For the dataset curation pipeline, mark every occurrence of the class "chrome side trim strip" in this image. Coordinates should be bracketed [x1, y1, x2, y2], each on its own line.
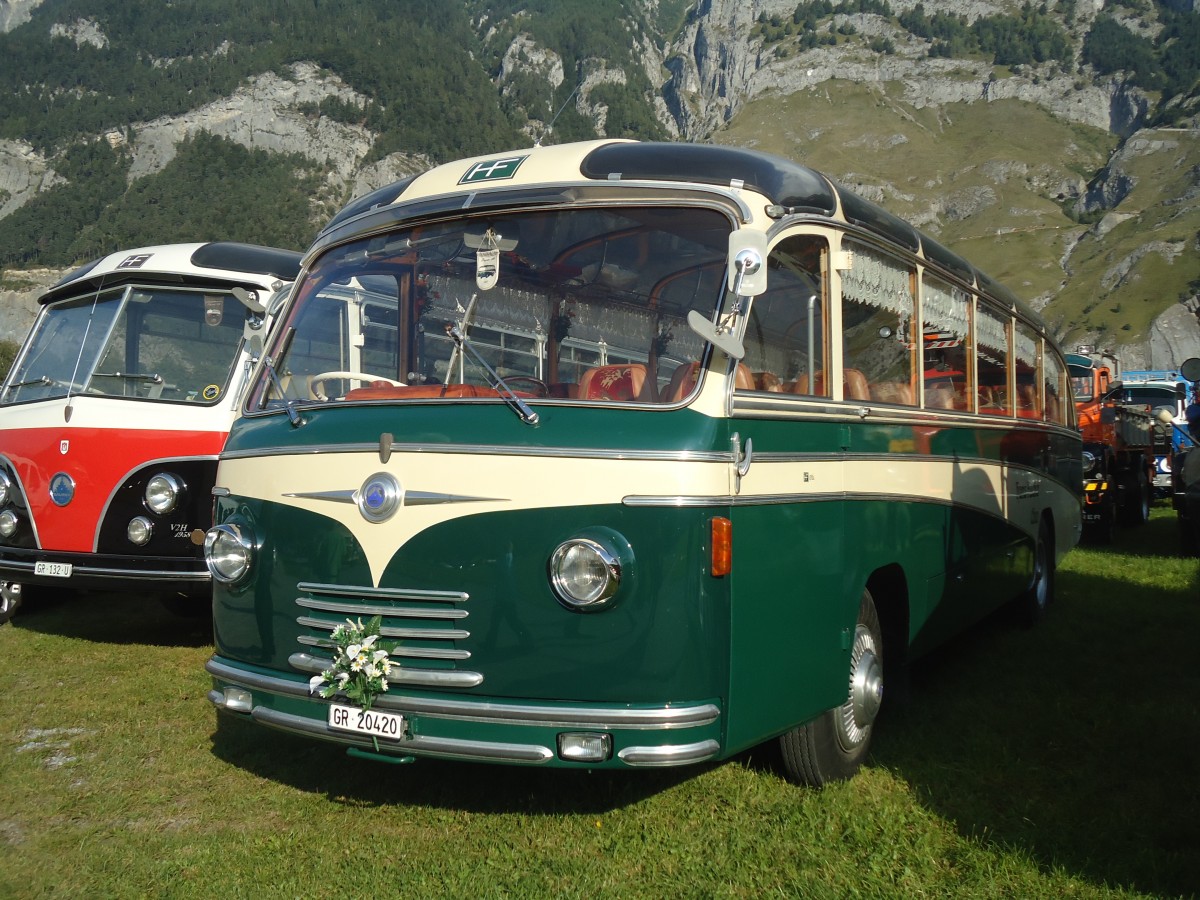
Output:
[289, 651, 483, 687]
[618, 740, 721, 766]
[248, 706, 554, 763]
[622, 494, 737, 508]
[624, 491, 957, 509]
[623, 493, 848, 507]
[206, 657, 720, 729]
[223, 443, 732, 463]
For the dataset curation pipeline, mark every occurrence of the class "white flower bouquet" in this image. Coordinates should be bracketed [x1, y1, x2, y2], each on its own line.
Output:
[308, 616, 394, 711]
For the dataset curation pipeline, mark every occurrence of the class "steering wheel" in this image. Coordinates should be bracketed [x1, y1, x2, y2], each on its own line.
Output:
[308, 371, 406, 401]
[502, 375, 550, 397]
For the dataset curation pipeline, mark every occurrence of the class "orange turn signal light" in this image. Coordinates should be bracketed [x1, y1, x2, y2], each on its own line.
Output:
[710, 516, 732, 577]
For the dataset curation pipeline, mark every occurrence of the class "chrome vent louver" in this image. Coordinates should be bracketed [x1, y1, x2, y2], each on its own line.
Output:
[288, 581, 483, 688]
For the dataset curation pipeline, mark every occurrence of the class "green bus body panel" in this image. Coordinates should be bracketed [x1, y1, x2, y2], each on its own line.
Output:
[213, 401, 1080, 765]
[224, 401, 727, 457]
[723, 496, 846, 751]
[213, 499, 731, 704]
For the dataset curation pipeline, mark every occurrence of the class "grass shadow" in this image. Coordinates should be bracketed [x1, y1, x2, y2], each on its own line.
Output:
[869, 514, 1200, 898]
[208, 712, 712, 815]
[10, 586, 213, 648]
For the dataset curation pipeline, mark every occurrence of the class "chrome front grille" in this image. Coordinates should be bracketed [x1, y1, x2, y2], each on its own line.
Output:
[289, 581, 483, 688]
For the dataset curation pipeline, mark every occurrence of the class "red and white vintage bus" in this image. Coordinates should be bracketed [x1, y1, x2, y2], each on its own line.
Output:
[0, 242, 300, 623]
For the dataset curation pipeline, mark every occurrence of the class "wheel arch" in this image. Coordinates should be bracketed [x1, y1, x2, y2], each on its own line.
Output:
[864, 563, 910, 678]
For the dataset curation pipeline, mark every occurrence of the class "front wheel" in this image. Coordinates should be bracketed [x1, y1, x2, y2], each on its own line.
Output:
[0, 582, 22, 625]
[779, 589, 883, 786]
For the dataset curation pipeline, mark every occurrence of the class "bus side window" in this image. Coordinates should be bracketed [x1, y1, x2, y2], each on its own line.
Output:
[921, 275, 971, 411]
[976, 304, 1011, 416]
[737, 234, 827, 395]
[1044, 351, 1069, 425]
[841, 240, 917, 404]
[1014, 321, 1042, 419]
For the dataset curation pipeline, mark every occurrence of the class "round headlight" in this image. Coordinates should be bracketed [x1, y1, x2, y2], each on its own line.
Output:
[0, 470, 12, 507]
[204, 523, 254, 584]
[145, 472, 184, 515]
[549, 538, 621, 609]
[127, 516, 153, 546]
[1081, 451, 1097, 475]
[0, 508, 19, 539]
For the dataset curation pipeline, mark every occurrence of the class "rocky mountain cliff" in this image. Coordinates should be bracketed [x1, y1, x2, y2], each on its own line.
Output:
[1, 0, 1197, 369]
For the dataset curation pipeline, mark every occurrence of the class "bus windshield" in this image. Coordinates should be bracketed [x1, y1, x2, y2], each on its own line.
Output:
[253, 206, 734, 409]
[2, 285, 250, 406]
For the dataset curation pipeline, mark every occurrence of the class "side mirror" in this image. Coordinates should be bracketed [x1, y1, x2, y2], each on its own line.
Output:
[726, 229, 768, 297]
[231, 286, 266, 315]
[1181, 357, 1200, 382]
[687, 309, 745, 360]
[685, 230, 770, 361]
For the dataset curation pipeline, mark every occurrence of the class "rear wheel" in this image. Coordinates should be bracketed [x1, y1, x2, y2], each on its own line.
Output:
[1121, 468, 1151, 526]
[1085, 502, 1117, 544]
[779, 589, 883, 786]
[1015, 519, 1054, 628]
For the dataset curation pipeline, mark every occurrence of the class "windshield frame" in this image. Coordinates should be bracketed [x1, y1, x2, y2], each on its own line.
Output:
[1, 283, 254, 408]
[248, 197, 743, 417]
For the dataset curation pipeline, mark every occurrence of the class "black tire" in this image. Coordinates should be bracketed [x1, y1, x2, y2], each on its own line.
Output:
[1120, 468, 1150, 526]
[0, 582, 21, 626]
[1135, 468, 1152, 525]
[1084, 502, 1117, 545]
[1181, 513, 1199, 557]
[1015, 518, 1054, 628]
[779, 589, 883, 786]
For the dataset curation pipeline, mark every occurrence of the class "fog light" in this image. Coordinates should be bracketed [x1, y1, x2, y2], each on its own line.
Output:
[145, 472, 184, 514]
[223, 687, 252, 713]
[557, 732, 612, 762]
[0, 509, 18, 538]
[127, 516, 153, 545]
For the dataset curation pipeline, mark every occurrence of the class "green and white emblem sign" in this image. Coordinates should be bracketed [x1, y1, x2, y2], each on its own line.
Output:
[459, 155, 528, 184]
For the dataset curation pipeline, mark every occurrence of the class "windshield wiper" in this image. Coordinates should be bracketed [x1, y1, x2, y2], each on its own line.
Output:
[4, 375, 54, 391]
[260, 327, 305, 427]
[443, 323, 539, 426]
[92, 371, 163, 384]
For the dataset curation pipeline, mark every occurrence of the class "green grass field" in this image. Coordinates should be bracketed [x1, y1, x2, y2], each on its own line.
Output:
[1, 509, 1197, 899]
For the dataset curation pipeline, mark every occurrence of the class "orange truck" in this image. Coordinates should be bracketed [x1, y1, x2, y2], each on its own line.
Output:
[1067, 350, 1157, 541]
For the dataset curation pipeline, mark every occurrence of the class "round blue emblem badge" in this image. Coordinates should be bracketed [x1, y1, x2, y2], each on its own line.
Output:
[356, 473, 401, 523]
[49, 472, 75, 507]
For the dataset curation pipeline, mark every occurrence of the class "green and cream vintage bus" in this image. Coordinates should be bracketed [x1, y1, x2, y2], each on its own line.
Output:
[204, 140, 1081, 785]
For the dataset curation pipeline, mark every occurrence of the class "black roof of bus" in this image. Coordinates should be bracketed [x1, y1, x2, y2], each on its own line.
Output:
[40, 242, 303, 305]
[317, 140, 1036, 325]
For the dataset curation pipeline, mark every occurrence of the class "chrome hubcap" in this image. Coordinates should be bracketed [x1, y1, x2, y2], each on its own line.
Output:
[836, 623, 883, 750]
[1033, 543, 1049, 610]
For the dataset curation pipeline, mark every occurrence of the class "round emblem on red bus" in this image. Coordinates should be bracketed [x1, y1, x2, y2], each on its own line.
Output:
[49, 472, 75, 507]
